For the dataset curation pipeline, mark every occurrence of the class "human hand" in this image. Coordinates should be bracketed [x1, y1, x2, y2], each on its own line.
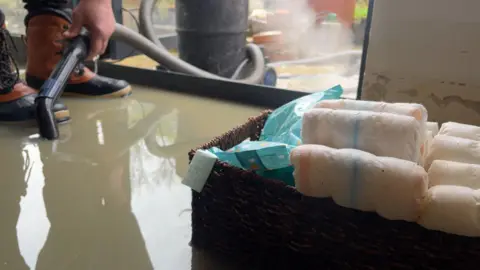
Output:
[63, 0, 116, 60]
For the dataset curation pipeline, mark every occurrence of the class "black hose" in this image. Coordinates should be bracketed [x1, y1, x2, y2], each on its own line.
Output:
[136, 0, 265, 84]
[36, 98, 58, 139]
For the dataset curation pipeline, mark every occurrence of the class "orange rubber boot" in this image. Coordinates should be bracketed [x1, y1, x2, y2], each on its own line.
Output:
[0, 12, 69, 123]
[25, 14, 132, 98]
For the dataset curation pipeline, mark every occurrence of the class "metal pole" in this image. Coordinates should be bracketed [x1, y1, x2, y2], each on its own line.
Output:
[356, 0, 375, 100]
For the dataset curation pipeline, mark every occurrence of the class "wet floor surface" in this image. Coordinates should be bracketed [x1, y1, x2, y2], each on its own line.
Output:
[0, 86, 263, 270]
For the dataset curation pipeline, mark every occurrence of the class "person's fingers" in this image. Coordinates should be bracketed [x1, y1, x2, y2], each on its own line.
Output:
[87, 33, 104, 60]
[100, 40, 109, 55]
[63, 12, 82, 38]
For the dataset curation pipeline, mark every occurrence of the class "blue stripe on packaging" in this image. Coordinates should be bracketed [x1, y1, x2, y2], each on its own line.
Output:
[349, 119, 360, 208]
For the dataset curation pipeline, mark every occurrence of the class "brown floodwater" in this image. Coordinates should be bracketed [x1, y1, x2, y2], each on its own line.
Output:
[0, 86, 263, 270]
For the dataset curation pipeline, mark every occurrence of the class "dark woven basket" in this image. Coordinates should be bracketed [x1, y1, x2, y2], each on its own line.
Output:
[189, 110, 480, 270]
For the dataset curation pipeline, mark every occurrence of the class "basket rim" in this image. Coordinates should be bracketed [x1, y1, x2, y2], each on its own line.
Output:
[188, 109, 273, 158]
[187, 109, 288, 187]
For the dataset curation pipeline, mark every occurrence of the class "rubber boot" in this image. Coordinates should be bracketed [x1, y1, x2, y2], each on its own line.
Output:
[0, 10, 69, 123]
[25, 14, 132, 98]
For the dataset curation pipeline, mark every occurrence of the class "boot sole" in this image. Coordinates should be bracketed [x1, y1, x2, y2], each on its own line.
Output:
[61, 85, 133, 98]
[54, 109, 71, 123]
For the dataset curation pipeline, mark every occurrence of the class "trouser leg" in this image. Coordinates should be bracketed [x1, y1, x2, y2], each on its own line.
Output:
[23, 0, 72, 23]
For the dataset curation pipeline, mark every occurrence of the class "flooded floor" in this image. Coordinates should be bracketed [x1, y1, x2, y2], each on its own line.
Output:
[0, 86, 263, 270]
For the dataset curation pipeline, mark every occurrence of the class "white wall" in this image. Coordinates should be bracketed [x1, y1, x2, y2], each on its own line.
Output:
[363, 0, 480, 125]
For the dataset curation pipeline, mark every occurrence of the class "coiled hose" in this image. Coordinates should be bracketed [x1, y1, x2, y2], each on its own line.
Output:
[109, 0, 266, 84]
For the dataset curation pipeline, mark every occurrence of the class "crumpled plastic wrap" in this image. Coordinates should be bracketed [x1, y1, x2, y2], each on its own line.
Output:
[259, 84, 343, 146]
[209, 141, 296, 186]
[207, 85, 343, 185]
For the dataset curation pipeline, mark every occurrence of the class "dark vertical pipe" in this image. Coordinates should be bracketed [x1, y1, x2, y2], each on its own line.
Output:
[356, 0, 375, 100]
[175, 0, 249, 77]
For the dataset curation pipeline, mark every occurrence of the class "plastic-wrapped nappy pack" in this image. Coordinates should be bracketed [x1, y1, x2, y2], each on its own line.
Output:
[428, 160, 480, 189]
[289, 100, 480, 237]
[314, 99, 427, 124]
[419, 185, 480, 237]
[302, 108, 422, 162]
[424, 135, 480, 170]
[315, 100, 429, 163]
[291, 144, 428, 221]
[422, 131, 434, 165]
[437, 122, 480, 141]
[427, 122, 440, 137]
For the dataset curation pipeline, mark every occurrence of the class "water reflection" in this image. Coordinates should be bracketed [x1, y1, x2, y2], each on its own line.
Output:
[0, 86, 262, 270]
[17, 144, 49, 269]
[0, 133, 31, 270]
[34, 99, 157, 270]
[0, 96, 192, 269]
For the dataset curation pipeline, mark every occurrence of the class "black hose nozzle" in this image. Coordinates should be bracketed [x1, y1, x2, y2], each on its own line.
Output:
[36, 97, 58, 139]
[35, 29, 90, 140]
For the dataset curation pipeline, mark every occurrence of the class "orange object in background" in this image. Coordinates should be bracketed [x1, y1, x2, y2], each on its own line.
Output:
[252, 31, 284, 44]
[252, 31, 296, 62]
[264, 0, 356, 28]
[307, 0, 356, 27]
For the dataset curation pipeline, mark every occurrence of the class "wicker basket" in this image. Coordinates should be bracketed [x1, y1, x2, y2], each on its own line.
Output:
[189, 110, 480, 269]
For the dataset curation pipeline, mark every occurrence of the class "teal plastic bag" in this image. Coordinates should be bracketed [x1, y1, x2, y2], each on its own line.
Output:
[209, 141, 293, 171]
[208, 85, 343, 186]
[257, 166, 295, 186]
[260, 84, 343, 146]
[208, 141, 296, 186]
